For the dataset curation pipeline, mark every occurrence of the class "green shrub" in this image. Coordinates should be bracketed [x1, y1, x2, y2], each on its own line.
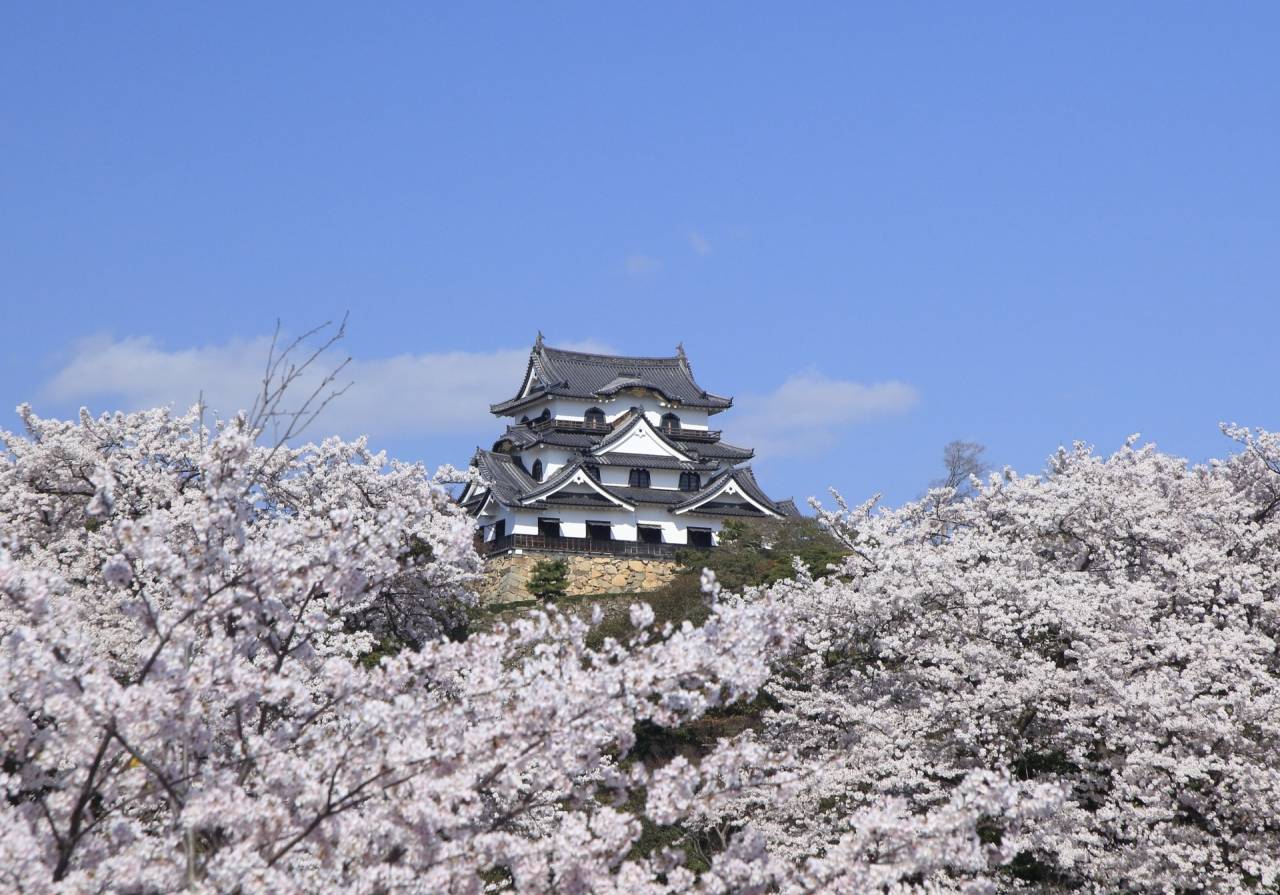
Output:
[677, 516, 847, 592]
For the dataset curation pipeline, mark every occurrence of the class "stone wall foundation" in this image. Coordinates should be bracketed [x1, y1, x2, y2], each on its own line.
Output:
[479, 552, 680, 605]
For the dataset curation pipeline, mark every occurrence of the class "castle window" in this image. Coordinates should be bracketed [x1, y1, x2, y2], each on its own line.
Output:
[492, 519, 506, 540]
[584, 407, 606, 427]
[585, 464, 601, 482]
[638, 525, 663, 544]
[688, 528, 713, 549]
[538, 517, 561, 538]
[586, 521, 612, 541]
[628, 468, 650, 488]
[661, 413, 680, 432]
[679, 472, 701, 492]
[531, 459, 543, 482]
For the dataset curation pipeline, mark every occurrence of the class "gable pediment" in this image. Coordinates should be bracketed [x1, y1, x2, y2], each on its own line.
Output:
[591, 413, 695, 461]
[671, 469, 781, 517]
[521, 462, 635, 510]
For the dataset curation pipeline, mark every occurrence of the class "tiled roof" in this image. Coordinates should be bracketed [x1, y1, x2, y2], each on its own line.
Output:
[493, 426, 540, 448]
[775, 498, 802, 517]
[680, 501, 771, 517]
[525, 491, 617, 509]
[610, 486, 687, 505]
[499, 463, 789, 521]
[588, 452, 718, 471]
[724, 467, 784, 513]
[670, 466, 788, 517]
[474, 442, 788, 517]
[681, 440, 754, 461]
[471, 449, 537, 505]
[493, 426, 598, 451]
[492, 339, 733, 414]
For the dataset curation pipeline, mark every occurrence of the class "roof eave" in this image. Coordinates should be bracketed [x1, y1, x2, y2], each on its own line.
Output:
[670, 466, 784, 517]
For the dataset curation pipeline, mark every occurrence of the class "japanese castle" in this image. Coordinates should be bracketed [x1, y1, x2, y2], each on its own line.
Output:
[461, 335, 798, 555]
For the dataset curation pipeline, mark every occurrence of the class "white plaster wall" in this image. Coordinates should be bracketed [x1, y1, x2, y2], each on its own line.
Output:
[483, 502, 724, 545]
[633, 511, 724, 545]
[518, 507, 627, 539]
[621, 401, 709, 431]
[597, 467, 628, 488]
[544, 398, 593, 422]
[517, 447, 576, 478]
[596, 467, 686, 490]
[482, 505, 519, 540]
[674, 510, 730, 544]
[653, 406, 710, 430]
[510, 511, 541, 536]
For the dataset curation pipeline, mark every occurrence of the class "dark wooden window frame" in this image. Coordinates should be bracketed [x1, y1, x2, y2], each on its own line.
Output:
[538, 517, 561, 538]
[687, 527, 713, 548]
[586, 520, 612, 541]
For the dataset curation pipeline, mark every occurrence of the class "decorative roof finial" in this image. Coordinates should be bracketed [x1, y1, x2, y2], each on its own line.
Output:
[675, 341, 686, 359]
[535, 330, 545, 348]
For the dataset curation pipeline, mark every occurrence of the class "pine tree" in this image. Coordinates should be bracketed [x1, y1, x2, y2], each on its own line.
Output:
[526, 558, 569, 600]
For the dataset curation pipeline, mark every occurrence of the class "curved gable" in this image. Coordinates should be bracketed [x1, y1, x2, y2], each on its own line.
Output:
[520, 460, 635, 510]
[591, 411, 696, 461]
[671, 467, 783, 517]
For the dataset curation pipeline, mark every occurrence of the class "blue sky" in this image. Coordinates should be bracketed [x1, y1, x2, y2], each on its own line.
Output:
[2, 4, 1277, 507]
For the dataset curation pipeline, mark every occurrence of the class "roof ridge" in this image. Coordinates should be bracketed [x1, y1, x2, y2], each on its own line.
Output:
[542, 344, 684, 364]
[491, 336, 734, 414]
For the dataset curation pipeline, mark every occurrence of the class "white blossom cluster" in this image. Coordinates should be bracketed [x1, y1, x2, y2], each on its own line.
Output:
[705, 426, 1280, 893]
[0, 404, 479, 661]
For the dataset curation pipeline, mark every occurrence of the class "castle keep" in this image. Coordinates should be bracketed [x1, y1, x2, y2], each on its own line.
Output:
[460, 335, 796, 598]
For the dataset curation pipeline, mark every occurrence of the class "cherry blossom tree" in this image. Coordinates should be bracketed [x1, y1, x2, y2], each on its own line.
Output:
[0, 405, 779, 891]
[719, 428, 1280, 893]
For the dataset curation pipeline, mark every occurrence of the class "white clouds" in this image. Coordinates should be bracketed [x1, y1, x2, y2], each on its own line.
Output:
[625, 254, 662, 276]
[45, 335, 277, 417]
[39, 336, 916, 461]
[41, 334, 608, 441]
[727, 373, 919, 458]
[687, 231, 712, 256]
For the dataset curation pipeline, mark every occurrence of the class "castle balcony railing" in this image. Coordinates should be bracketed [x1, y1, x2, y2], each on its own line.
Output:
[527, 416, 722, 442]
[663, 426, 721, 443]
[480, 533, 712, 559]
[529, 418, 613, 435]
